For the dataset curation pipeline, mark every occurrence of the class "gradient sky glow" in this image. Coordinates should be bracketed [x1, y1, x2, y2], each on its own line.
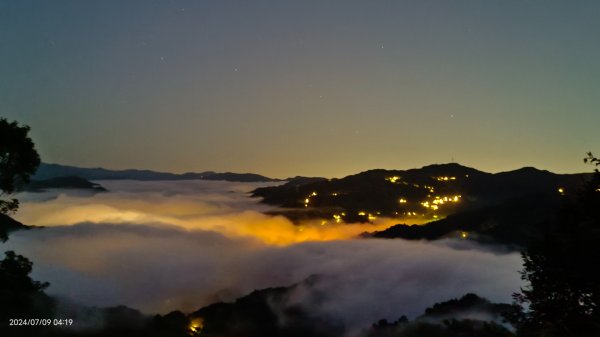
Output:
[2, 1, 599, 178]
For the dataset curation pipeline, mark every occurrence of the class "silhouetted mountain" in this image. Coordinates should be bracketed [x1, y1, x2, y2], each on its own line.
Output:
[253, 163, 591, 245]
[0, 214, 27, 241]
[367, 193, 564, 247]
[34, 163, 278, 182]
[254, 163, 588, 220]
[419, 293, 512, 322]
[282, 176, 329, 186]
[366, 293, 514, 337]
[22, 176, 107, 193]
[190, 276, 345, 337]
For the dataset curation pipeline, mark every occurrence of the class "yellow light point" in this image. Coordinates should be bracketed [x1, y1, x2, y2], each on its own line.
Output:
[304, 198, 310, 204]
[558, 188, 565, 195]
[431, 205, 439, 210]
[453, 196, 460, 202]
[320, 220, 327, 226]
[386, 176, 400, 183]
[368, 214, 377, 221]
[421, 201, 430, 208]
[341, 212, 346, 216]
[189, 317, 204, 335]
[331, 192, 338, 196]
[399, 198, 407, 203]
[461, 231, 468, 239]
[311, 192, 318, 196]
[433, 215, 438, 218]
[358, 211, 366, 216]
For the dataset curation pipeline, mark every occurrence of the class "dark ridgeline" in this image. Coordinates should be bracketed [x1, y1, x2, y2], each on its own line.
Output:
[366, 293, 515, 337]
[34, 163, 278, 183]
[22, 176, 107, 193]
[253, 163, 592, 247]
[190, 276, 345, 337]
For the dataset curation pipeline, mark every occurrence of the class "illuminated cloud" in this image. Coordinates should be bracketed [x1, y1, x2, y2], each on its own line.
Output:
[14, 180, 399, 245]
[6, 180, 522, 332]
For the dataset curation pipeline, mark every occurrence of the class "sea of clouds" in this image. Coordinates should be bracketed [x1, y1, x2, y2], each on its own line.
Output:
[2, 180, 523, 332]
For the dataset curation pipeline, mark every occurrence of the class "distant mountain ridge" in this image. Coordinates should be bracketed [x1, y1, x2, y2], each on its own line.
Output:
[34, 163, 279, 183]
[23, 176, 108, 193]
[252, 163, 592, 245]
[253, 162, 590, 220]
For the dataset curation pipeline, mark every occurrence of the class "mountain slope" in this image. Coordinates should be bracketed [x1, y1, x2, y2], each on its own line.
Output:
[252, 163, 589, 223]
[0, 213, 27, 241]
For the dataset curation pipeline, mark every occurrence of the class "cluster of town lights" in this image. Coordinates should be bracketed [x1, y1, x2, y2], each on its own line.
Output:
[304, 191, 318, 207]
[421, 195, 461, 211]
[305, 175, 465, 223]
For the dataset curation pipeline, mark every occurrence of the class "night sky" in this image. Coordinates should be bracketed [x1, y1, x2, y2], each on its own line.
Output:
[2, 1, 599, 178]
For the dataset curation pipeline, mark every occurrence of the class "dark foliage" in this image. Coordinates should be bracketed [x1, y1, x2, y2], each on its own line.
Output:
[421, 293, 513, 321]
[0, 251, 54, 329]
[511, 153, 600, 337]
[367, 319, 514, 337]
[191, 284, 346, 337]
[0, 118, 40, 239]
[0, 213, 27, 242]
[0, 118, 41, 196]
[365, 294, 514, 337]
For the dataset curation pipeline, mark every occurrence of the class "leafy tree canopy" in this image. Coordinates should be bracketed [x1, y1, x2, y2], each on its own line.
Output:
[512, 152, 600, 337]
[0, 117, 40, 215]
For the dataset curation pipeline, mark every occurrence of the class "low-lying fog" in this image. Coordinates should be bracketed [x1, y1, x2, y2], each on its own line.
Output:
[4, 180, 523, 331]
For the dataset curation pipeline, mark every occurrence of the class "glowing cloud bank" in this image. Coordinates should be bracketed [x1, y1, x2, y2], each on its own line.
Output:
[4, 180, 523, 330]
